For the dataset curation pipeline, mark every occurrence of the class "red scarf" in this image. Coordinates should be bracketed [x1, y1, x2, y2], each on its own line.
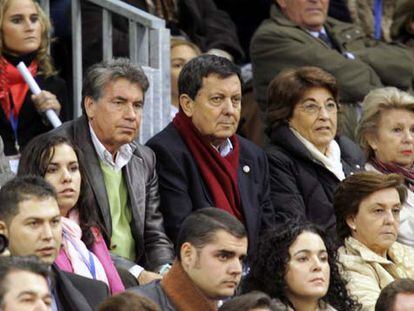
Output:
[173, 111, 244, 222]
[371, 158, 414, 191]
[0, 56, 38, 121]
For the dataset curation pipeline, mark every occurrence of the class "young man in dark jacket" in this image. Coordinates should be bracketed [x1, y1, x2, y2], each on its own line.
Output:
[130, 208, 248, 311]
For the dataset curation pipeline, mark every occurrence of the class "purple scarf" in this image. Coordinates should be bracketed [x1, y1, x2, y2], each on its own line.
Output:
[371, 158, 414, 191]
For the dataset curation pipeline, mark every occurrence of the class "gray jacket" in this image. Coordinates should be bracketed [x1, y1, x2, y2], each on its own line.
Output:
[48, 116, 174, 270]
[251, 5, 414, 109]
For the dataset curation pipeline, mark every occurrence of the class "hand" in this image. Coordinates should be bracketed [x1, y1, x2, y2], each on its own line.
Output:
[137, 270, 162, 285]
[31, 90, 61, 116]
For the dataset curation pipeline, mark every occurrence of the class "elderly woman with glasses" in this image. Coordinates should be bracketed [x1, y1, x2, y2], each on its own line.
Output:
[357, 87, 414, 247]
[266, 66, 364, 234]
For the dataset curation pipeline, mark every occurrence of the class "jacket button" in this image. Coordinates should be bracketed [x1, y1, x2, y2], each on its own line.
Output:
[243, 165, 250, 173]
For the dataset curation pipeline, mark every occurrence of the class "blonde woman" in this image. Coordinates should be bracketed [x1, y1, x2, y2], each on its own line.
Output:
[0, 0, 67, 156]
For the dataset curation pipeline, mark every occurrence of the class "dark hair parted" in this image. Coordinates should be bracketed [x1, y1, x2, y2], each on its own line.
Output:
[98, 292, 160, 311]
[219, 291, 281, 311]
[176, 208, 247, 261]
[246, 220, 360, 311]
[266, 66, 338, 131]
[334, 171, 407, 243]
[0, 175, 56, 225]
[375, 278, 414, 311]
[81, 57, 149, 114]
[0, 256, 50, 307]
[17, 134, 101, 248]
[178, 54, 242, 100]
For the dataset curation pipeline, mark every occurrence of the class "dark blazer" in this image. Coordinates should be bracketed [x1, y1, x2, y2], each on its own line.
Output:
[0, 74, 68, 156]
[52, 264, 109, 311]
[146, 123, 274, 254]
[266, 125, 365, 235]
[49, 116, 174, 270]
[130, 280, 175, 311]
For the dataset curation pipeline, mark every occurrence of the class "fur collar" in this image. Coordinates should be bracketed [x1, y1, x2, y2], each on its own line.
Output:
[161, 261, 217, 311]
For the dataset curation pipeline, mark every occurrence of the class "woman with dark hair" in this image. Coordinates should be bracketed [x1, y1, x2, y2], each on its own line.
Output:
[17, 134, 124, 294]
[246, 220, 360, 311]
[266, 66, 364, 234]
[334, 171, 414, 310]
[0, 0, 68, 156]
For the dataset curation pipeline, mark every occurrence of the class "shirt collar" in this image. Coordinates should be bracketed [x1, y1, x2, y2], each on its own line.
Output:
[211, 138, 233, 157]
[88, 123, 134, 171]
[308, 26, 327, 38]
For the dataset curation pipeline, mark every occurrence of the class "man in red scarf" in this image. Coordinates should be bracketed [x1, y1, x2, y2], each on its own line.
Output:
[147, 54, 274, 255]
[130, 208, 248, 311]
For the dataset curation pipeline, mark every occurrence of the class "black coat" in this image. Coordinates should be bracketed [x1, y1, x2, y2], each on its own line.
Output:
[266, 125, 365, 234]
[0, 74, 68, 156]
[146, 123, 274, 255]
[52, 264, 109, 311]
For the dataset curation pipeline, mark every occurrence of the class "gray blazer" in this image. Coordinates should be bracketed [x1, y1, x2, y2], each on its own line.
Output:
[0, 136, 13, 187]
[48, 116, 174, 270]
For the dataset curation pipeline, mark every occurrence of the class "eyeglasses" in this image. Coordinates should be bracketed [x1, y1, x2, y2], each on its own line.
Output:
[298, 101, 337, 115]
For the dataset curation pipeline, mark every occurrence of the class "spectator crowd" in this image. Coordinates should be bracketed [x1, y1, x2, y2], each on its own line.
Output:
[1, 0, 414, 310]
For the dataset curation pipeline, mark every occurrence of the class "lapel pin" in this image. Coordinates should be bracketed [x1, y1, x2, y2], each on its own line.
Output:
[243, 165, 250, 173]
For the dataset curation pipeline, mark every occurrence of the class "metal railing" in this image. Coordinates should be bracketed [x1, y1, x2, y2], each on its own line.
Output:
[41, 0, 171, 143]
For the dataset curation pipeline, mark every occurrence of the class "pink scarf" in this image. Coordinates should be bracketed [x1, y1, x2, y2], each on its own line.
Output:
[60, 217, 109, 284]
[55, 211, 125, 294]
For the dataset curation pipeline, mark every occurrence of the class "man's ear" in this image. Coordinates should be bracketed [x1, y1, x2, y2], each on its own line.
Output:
[0, 221, 8, 237]
[179, 94, 194, 118]
[180, 242, 196, 270]
[276, 0, 287, 9]
[84, 96, 96, 119]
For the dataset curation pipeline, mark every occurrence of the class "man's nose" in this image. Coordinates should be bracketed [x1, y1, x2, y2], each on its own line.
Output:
[35, 299, 50, 311]
[41, 224, 53, 240]
[228, 258, 243, 275]
[222, 98, 237, 114]
[123, 103, 138, 119]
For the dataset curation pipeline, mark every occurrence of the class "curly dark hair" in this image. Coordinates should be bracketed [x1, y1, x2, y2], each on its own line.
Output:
[17, 134, 103, 248]
[246, 220, 361, 311]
